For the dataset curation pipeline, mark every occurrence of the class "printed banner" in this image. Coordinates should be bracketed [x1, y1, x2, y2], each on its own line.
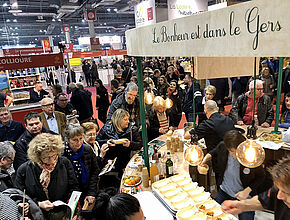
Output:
[42, 40, 51, 53]
[0, 53, 64, 71]
[0, 70, 9, 92]
[126, 0, 290, 57]
[64, 43, 74, 53]
[168, 0, 208, 20]
[3, 47, 44, 56]
[134, 0, 156, 28]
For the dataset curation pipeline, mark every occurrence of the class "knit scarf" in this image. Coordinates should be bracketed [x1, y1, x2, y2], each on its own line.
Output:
[167, 87, 176, 96]
[39, 160, 57, 199]
[65, 144, 89, 185]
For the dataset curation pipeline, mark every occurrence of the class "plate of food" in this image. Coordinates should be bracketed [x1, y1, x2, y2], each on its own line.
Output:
[123, 174, 142, 187]
[259, 132, 283, 143]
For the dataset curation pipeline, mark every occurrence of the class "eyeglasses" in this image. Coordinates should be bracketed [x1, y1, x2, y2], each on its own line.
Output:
[41, 154, 58, 162]
[85, 133, 97, 138]
[6, 156, 14, 163]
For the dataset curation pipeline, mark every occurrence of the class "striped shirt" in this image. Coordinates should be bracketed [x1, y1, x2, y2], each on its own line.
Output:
[157, 112, 169, 132]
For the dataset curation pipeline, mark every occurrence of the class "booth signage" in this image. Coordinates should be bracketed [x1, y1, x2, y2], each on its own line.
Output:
[85, 10, 96, 21]
[3, 47, 44, 55]
[72, 50, 106, 58]
[168, 0, 208, 20]
[126, 0, 290, 57]
[134, 0, 156, 28]
[64, 43, 74, 53]
[0, 53, 64, 71]
[90, 37, 100, 45]
[42, 40, 51, 52]
[107, 49, 127, 56]
[0, 70, 9, 92]
[63, 26, 70, 33]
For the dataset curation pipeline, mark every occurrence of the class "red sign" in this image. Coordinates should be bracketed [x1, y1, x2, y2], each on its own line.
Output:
[42, 40, 51, 52]
[63, 26, 70, 33]
[85, 10, 96, 21]
[90, 37, 100, 45]
[0, 53, 64, 71]
[3, 47, 44, 56]
[72, 50, 106, 58]
[107, 49, 127, 56]
[147, 7, 153, 21]
[64, 43, 74, 53]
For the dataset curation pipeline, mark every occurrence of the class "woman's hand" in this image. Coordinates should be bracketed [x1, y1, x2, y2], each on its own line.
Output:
[237, 121, 244, 126]
[200, 153, 212, 166]
[173, 90, 178, 95]
[85, 196, 95, 205]
[100, 144, 110, 158]
[235, 187, 252, 201]
[123, 139, 130, 147]
[169, 126, 174, 131]
[18, 202, 29, 216]
[38, 200, 54, 211]
[159, 128, 166, 134]
[107, 139, 116, 147]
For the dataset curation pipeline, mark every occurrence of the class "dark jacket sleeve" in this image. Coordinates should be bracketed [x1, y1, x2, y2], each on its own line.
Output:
[246, 165, 267, 196]
[96, 127, 109, 146]
[263, 96, 274, 125]
[229, 94, 245, 123]
[106, 98, 119, 122]
[86, 148, 100, 197]
[13, 139, 29, 171]
[129, 126, 142, 151]
[62, 157, 80, 200]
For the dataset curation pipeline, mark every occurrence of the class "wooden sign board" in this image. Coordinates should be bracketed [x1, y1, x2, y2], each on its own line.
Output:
[126, 0, 290, 57]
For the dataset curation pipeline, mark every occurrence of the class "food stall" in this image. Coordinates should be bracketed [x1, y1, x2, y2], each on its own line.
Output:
[0, 53, 64, 124]
[122, 0, 290, 218]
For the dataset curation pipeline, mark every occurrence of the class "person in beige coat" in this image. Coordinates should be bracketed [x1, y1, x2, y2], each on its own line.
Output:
[39, 98, 67, 136]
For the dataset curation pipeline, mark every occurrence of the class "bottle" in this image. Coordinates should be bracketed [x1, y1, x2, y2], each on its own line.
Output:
[152, 147, 158, 161]
[142, 167, 149, 188]
[157, 153, 164, 179]
[254, 115, 259, 126]
[150, 161, 159, 183]
[166, 152, 174, 178]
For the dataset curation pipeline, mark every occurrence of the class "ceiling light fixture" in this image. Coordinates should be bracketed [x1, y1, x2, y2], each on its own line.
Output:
[8, 9, 22, 13]
[12, 2, 18, 7]
[52, 18, 56, 22]
[13, 19, 17, 22]
[114, 8, 117, 12]
[6, 19, 10, 22]
[107, 8, 111, 12]
[3, 3, 8, 7]
[58, 19, 61, 21]
[82, 19, 85, 23]
[39, 30, 43, 32]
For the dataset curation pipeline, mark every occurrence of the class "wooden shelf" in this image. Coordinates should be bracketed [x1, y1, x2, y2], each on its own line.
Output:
[11, 86, 34, 91]
[9, 74, 39, 79]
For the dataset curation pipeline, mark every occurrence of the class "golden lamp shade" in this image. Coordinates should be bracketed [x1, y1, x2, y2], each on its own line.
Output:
[165, 97, 173, 109]
[236, 139, 265, 168]
[144, 91, 155, 105]
[184, 144, 204, 166]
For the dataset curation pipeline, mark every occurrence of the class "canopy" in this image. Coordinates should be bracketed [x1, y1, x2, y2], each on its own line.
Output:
[126, 0, 290, 57]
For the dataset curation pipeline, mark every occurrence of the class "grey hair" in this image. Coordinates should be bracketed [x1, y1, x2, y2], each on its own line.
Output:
[0, 142, 15, 159]
[76, 82, 84, 90]
[64, 124, 84, 141]
[69, 83, 77, 91]
[205, 100, 218, 113]
[126, 82, 138, 92]
[249, 79, 263, 90]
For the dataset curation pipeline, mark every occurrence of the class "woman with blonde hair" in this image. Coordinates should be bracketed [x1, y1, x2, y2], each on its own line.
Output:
[198, 85, 217, 124]
[148, 96, 173, 140]
[96, 109, 142, 176]
[15, 133, 79, 217]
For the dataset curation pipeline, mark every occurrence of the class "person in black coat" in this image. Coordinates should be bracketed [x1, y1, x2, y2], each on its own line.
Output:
[90, 61, 99, 85]
[96, 109, 142, 176]
[29, 81, 49, 103]
[185, 100, 235, 153]
[156, 75, 168, 99]
[209, 78, 229, 112]
[13, 112, 55, 171]
[69, 83, 93, 123]
[95, 79, 109, 124]
[199, 130, 271, 220]
[82, 60, 91, 87]
[166, 80, 183, 128]
[0, 107, 25, 142]
[63, 125, 99, 206]
[15, 133, 79, 218]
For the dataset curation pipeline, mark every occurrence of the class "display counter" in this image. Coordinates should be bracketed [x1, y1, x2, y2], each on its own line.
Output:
[120, 127, 290, 219]
[10, 103, 42, 125]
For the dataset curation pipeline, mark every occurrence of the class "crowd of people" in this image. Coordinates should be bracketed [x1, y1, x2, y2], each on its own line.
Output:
[0, 56, 289, 219]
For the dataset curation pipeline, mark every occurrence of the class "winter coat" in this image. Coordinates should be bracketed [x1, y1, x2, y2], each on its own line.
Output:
[229, 93, 274, 125]
[96, 122, 142, 172]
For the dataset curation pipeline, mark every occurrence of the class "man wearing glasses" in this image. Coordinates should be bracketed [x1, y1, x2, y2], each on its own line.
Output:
[0, 107, 25, 142]
[39, 98, 67, 136]
[230, 79, 274, 128]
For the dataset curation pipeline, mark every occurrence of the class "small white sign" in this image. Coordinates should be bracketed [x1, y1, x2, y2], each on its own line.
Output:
[134, 0, 156, 28]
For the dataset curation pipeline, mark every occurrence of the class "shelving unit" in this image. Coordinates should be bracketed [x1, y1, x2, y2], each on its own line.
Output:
[6, 68, 40, 103]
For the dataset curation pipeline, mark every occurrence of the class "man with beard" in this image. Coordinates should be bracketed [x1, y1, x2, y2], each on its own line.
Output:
[107, 82, 140, 127]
